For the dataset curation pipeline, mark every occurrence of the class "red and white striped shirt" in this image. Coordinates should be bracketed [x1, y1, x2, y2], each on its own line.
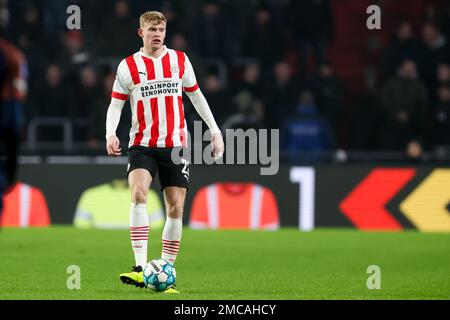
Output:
[111, 46, 198, 148]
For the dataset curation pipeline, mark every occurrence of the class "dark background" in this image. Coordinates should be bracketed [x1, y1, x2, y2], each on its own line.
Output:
[3, 0, 450, 162]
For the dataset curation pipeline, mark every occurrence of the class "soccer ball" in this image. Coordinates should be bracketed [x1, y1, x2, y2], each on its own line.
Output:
[143, 259, 176, 291]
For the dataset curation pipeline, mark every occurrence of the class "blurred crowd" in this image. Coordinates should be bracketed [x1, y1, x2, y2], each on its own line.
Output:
[4, 0, 450, 159]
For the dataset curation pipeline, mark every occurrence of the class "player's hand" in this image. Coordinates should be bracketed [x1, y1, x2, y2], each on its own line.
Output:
[106, 135, 122, 156]
[211, 132, 224, 161]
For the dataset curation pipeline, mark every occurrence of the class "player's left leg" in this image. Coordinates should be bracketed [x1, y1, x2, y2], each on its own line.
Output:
[156, 148, 189, 293]
[159, 186, 185, 294]
[158, 147, 189, 266]
[161, 186, 186, 264]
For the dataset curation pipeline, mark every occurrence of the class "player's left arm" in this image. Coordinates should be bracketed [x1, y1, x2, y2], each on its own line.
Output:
[182, 54, 224, 160]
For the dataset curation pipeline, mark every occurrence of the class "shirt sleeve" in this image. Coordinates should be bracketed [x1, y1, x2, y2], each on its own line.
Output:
[111, 59, 131, 100]
[106, 60, 129, 138]
[182, 54, 199, 93]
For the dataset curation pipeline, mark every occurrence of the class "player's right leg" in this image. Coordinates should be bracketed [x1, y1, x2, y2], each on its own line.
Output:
[129, 168, 152, 268]
[120, 168, 153, 287]
[120, 147, 156, 288]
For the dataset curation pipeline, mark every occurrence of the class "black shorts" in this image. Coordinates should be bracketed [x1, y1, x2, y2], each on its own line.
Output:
[127, 146, 190, 190]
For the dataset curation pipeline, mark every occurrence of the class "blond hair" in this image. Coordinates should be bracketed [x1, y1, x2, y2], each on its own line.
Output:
[139, 11, 167, 28]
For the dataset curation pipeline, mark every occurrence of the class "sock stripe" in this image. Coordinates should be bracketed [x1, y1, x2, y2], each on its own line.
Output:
[163, 247, 179, 250]
[163, 246, 179, 251]
[162, 240, 180, 244]
[161, 219, 182, 263]
[130, 227, 149, 230]
[162, 243, 179, 247]
[163, 243, 180, 249]
[163, 249, 179, 254]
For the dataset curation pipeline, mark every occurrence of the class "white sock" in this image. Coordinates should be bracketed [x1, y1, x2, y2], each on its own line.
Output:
[129, 203, 149, 268]
[161, 217, 182, 264]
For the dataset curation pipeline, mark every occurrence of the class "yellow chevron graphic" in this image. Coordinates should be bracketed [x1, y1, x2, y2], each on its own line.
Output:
[400, 169, 450, 232]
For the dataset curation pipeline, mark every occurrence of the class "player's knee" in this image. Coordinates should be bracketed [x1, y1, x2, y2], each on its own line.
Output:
[132, 186, 148, 204]
[166, 202, 184, 218]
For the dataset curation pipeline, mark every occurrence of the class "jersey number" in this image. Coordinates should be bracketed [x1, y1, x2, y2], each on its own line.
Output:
[181, 159, 189, 181]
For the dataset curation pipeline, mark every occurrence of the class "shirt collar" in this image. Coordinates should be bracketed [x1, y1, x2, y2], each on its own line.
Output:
[139, 45, 167, 59]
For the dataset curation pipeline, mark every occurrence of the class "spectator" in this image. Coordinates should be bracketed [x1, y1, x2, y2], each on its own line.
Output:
[379, 60, 428, 151]
[437, 62, 450, 85]
[381, 20, 423, 79]
[419, 21, 450, 90]
[160, 0, 189, 46]
[427, 62, 450, 104]
[40, 0, 74, 37]
[169, 32, 206, 86]
[406, 140, 424, 161]
[424, 3, 450, 43]
[88, 70, 131, 150]
[57, 30, 90, 74]
[191, 0, 234, 60]
[12, 3, 43, 53]
[11, 2, 49, 91]
[56, 29, 92, 117]
[310, 60, 342, 136]
[222, 92, 265, 164]
[96, 0, 140, 57]
[282, 91, 334, 152]
[428, 84, 450, 148]
[232, 62, 263, 99]
[34, 64, 69, 118]
[263, 61, 298, 129]
[285, 0, 334, 75]
[349, 73, 384, 150]
[222, 92, 265, 131]
[80, 0, 116, 55]
[241, 5, 284, 72]
[70, 66, 102, 142]
[201, 74, 231, 126]
[33, 64, 71, 142]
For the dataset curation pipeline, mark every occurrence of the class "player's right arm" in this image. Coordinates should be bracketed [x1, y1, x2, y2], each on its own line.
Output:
[106, 60, 130, 156]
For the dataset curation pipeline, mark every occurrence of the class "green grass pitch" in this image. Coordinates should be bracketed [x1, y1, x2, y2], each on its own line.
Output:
[0, 226, 449, 300]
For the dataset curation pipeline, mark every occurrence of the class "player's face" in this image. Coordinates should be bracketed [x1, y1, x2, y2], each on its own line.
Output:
[139, 22, 166, 51]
